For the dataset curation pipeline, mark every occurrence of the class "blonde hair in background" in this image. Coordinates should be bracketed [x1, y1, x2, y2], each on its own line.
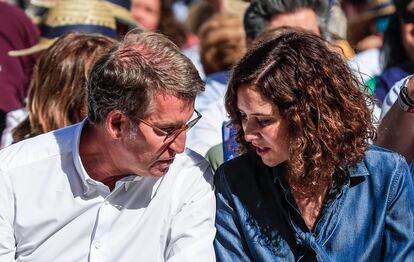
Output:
[12, 32, 116, 143]
[198, 13, 246, 75]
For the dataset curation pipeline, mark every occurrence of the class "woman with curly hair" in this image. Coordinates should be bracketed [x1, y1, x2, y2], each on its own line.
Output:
[214, 30, 414, 261]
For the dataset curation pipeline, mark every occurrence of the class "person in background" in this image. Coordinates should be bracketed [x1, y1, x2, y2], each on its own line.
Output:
[186, 13, 246, 167]
[244, 0, 328, 46]
[376, 74, 414, 174]
[0, 0, 121, 148]
[130, 0, 203, 78]
[347, 0, 395, 52]
[130, 0, 196, 49]
[326, 0, 356, 59]
[214, 30, 414, 261]
[0, 2, 39, 142]
[1, 32, 116, 147]
[374, 0, 414, 105]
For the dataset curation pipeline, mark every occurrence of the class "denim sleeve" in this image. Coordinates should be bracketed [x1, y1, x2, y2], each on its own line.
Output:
[382, 157, 414, 261]
[213, 167, 252, 262]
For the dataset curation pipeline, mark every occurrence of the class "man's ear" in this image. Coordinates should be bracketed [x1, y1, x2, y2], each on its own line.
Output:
[105, 110, 130, 139]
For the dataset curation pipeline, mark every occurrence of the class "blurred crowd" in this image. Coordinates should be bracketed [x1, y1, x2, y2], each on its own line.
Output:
[1, 0, 412, 156]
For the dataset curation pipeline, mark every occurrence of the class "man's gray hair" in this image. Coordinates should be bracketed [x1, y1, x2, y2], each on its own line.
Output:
[87, 31, 204, 124]
[244, 0, 329, 41]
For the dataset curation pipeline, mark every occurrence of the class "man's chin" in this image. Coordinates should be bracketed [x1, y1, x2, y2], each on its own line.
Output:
[147, 162, 172, 177]
[147, 158, 174, 176]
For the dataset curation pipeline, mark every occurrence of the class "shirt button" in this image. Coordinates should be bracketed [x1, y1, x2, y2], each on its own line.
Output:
[95, 241, 101, 249]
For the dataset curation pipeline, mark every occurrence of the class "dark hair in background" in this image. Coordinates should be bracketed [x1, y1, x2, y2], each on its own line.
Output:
[158, 0, 188, 48]
[87, 31, 204, 125]
[226, 30, 376, 197]
[381, 0, 411, 69]
[13, 32, 116, 143]
[243, 0, 328, 41]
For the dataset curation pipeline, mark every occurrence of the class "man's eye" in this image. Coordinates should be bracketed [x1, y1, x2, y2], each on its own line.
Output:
[160, 127, 175, 134]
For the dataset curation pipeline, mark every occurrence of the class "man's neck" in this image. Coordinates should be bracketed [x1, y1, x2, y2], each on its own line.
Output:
[79, 122, 128, 190]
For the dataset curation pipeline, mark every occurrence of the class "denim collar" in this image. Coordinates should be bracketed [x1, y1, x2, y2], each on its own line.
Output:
[348, 158, 371, 177]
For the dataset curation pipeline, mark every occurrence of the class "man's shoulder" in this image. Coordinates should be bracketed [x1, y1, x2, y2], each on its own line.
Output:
[0, 124, 78, 171]
[162, 148, 214, 196]
[174, 148, 211, 171]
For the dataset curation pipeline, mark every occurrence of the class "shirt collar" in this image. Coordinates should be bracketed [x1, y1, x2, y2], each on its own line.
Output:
[348, 158, 371, 177]
[72, 119, 94, 195]
[72, 119, 144, 195]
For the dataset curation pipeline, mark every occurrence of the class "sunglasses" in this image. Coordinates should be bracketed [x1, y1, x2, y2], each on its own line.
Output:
[137, 109, 202, 144]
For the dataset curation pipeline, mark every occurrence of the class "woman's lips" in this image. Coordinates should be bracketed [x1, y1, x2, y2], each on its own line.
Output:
[255, 146, 270, 156]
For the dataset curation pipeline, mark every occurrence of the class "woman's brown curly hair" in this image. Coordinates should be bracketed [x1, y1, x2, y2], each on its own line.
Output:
[225, 30, 376, 197]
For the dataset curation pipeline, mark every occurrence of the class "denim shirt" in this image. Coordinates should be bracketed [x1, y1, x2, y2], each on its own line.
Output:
[214, 146, 414, 261]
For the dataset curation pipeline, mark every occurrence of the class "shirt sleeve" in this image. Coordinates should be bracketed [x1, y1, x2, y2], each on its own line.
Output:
[380, 76, 407, 120]
[213, 166, 252, 262]
[165, 163, 216, 262]
[0, 169, 16, 261]
[382, 157, 414, 260]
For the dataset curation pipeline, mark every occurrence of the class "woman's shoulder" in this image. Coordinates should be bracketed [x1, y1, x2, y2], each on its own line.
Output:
[352, 145, 410, 182]
[214, 152, 270, 187]
[217, 152, 261, 173]
[363, 145, 406, 165]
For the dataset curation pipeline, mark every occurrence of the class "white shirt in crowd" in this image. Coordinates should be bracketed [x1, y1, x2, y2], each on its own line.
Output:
[1, 107, 27, 149]
[187, 98, 229, 157]
[0, 121, 216, 262]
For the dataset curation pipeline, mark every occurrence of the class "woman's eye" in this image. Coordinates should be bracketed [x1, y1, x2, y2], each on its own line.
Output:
[257, 118, 272, 126]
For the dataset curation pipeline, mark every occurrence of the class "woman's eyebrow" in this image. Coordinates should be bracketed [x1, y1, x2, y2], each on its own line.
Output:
[250, 113, 274, 117]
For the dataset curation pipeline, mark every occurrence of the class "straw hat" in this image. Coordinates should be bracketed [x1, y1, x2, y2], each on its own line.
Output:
[348, 0, 395, 46]
[26, 0, 138, 28]
[9, 0, 117, 57]
[223, 0, 249, 18]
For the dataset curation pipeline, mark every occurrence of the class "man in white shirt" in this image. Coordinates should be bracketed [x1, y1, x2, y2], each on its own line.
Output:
[0, 31, 216, 261]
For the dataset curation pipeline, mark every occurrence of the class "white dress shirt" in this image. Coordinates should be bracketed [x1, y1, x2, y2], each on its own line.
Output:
[0, 121, 216, 262]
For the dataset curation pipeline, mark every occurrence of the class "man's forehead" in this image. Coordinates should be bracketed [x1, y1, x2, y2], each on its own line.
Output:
[146, 91, 195, 121]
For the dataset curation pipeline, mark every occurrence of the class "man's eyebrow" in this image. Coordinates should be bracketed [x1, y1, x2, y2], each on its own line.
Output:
[154, 120, 183, 127]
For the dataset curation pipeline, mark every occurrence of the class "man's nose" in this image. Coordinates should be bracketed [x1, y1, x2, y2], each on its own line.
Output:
[169, 130, 186, 153]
